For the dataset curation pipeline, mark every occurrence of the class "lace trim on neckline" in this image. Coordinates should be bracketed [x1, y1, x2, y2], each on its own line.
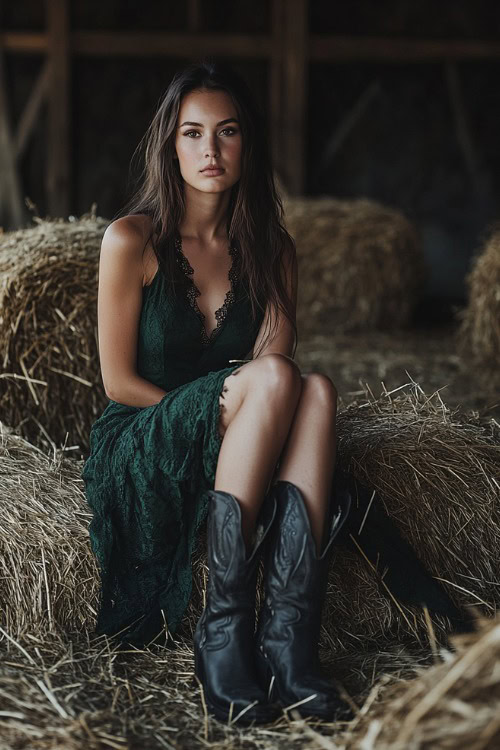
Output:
[175, 235, 240, 348]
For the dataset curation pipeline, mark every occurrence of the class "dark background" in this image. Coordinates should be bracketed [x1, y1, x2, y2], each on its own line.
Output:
[3, 0, 500, 313]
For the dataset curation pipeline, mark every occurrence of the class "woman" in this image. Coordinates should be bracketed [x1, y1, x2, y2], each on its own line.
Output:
[82, 59, 352, 726]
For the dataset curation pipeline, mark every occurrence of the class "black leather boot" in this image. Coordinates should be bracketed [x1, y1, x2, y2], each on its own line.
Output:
[194, 489, 281, 725]
[255, 479, 352, 720]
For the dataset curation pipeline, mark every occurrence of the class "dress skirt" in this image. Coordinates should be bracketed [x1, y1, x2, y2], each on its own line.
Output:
[81, 363, 242, 648]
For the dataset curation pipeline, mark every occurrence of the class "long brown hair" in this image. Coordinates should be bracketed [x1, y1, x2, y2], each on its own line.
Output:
[115, 58, 297, 358]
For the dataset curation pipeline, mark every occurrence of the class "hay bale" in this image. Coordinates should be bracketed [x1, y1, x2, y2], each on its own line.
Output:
[340, 616, 500, 749]
[283, 196, 427, 335]
[455, 226, 500, 379]
[0, 423, 100, 639]
[322, 379, 500, 652]
[0, 207, 109, 454]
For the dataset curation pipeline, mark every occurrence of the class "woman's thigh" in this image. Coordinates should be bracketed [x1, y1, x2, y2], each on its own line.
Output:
[218, 353, 302, 437]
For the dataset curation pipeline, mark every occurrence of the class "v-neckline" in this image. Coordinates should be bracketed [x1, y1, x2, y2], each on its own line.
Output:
[175, 234, 239, 348]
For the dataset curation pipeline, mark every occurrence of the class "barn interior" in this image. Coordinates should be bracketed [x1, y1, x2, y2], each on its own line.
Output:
[0, 2, 499, 749]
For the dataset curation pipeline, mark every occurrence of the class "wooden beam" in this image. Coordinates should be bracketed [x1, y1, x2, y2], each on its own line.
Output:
[73, 32, 270, 58]
[0, 31, 270, 57]
[4, 31, 500, 62]
[282, 0, 308, 195]
[46, 0, 70, 219]
[311, 35, 500, 62]
[0, 32, 47, 53]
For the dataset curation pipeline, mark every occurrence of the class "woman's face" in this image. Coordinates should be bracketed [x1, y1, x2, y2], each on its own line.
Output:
[174, 89, 242, 194]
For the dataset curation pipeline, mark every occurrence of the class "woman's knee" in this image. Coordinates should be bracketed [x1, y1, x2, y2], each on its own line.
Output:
[301, 372, 338, 412]
[216, 355, 302, 439]
[252, 353, 303, 400]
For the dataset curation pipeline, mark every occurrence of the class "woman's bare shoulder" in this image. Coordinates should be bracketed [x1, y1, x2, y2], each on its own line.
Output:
[105, 213, 153, 243]
[102, 215, 158, 286]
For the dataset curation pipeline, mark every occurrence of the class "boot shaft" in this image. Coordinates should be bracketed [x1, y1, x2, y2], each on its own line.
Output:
[194, 488, 282, 724]
[262, 480, 351, 606]
[201, 489, 277, 627]
[255, 479, 351, 697]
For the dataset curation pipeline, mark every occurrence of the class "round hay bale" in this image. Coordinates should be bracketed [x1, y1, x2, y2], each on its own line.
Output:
[455, 226, 500, 379]
[283, 196, 427, 336]
[0, 208, 109, 454]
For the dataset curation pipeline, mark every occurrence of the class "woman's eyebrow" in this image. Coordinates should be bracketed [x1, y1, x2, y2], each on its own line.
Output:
[178, 118, 239, 128]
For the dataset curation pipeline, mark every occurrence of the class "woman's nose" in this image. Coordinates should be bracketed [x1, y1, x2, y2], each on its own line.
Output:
[204, 135, 219, 157]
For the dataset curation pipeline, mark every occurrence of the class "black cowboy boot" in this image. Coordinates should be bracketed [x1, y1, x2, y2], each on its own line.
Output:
[255, 479, 352, 720]
[332, 467, 476, 633]
[194, 489, 281, 725]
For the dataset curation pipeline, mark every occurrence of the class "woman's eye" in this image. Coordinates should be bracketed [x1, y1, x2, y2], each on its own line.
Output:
[183, 128, 237, 137]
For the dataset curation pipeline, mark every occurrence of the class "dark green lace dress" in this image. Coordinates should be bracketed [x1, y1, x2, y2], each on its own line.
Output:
[81, 238, 264, 648]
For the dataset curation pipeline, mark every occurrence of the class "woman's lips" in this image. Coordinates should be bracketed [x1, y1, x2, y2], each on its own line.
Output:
[201, 168, 224, 176]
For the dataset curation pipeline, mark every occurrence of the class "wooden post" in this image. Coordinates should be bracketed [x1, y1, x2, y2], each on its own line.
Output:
[14, 61, 50, 159]
[281, 0, 308, 195]
[187, 0, 202, 32]
[46, 0, 70, 218]
[0, 46, 25, 228]
[270, 0, 285, 184]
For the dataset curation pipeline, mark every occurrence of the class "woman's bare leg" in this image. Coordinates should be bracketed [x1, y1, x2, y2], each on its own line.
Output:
[215, 354, 302, 550]
[273, 373, 338, 555]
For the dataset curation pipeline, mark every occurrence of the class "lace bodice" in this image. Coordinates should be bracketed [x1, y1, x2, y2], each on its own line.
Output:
[174, 235, 240, 348]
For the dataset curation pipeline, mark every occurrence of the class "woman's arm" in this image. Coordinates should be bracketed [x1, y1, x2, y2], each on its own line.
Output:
[97, 218, 168, 408]
[251, 238, 298, 360]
